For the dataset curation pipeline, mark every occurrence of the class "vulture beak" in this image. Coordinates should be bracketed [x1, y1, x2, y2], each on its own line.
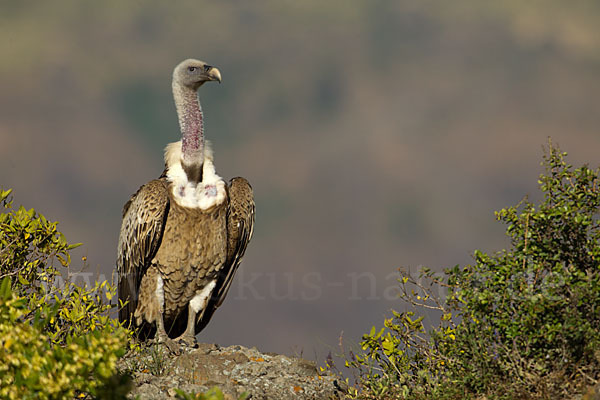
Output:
[206, 66, 222, 83]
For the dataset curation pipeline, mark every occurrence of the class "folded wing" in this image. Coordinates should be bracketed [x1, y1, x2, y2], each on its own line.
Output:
[117, 178, 170, 336]
[195, 177, 255, 332]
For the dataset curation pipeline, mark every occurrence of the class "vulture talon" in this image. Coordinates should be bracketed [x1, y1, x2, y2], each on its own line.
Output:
[175, 335, 198, 348]
[163, 338, 182, 355]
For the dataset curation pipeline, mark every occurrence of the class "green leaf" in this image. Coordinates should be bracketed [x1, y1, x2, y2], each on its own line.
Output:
[18, 274, 29, 286]
[0, 277, 12, 300]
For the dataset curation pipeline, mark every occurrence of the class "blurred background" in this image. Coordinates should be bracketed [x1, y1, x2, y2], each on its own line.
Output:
[1, 1, 599, 364]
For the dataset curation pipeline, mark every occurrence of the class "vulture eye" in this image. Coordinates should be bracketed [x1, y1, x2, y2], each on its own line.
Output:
[188, 66, 197, 72]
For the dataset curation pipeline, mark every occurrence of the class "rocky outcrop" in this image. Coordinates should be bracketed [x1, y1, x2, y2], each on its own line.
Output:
[119, 343, 345, 399]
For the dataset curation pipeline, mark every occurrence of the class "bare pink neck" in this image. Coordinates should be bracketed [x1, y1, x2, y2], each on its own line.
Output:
[173, 83, 204, 167]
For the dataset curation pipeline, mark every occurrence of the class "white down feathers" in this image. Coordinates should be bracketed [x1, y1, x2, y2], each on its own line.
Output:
[164, 140, 227, 210]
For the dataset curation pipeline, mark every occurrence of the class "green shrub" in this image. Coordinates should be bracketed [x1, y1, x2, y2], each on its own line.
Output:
[0, 188, 77, 292]
[0, 189, 133, 399]
[345, 141, 600, 399]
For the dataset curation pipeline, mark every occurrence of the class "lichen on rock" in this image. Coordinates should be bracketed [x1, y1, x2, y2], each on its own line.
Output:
[118, 343, 345, 399]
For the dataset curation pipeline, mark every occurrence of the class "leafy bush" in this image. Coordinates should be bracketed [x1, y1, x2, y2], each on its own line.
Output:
[0, 189, 133, 399]
[0, 188, 78, 293]
[344, 142, 600, 399]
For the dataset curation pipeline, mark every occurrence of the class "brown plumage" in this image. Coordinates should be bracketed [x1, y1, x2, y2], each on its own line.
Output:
[117, 59, 255, 346]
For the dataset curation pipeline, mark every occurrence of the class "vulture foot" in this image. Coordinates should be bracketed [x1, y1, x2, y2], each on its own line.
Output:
[155, 330, 169, 344]
[175, 333, 198, 348]
[164, 339, 183, 355]
[154, 332, 182, 355]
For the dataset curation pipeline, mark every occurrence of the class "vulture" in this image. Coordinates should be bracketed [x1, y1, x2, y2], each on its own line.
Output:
[117, 59, 255, 347]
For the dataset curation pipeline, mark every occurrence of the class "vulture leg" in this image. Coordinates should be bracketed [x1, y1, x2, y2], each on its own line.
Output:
[155, 307, 169, 343]
[154, 275, 170, 343]
[153, 275, 182, 354]
[174, 281, 216, 347]
[175, 303, 200, 347]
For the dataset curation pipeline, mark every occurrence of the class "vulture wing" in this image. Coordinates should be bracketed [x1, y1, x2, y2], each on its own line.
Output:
[195, 177, 255, 332]
[117, 178, 170, 333]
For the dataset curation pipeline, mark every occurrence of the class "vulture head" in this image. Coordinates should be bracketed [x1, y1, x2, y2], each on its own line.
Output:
[173, 59, 222, 90]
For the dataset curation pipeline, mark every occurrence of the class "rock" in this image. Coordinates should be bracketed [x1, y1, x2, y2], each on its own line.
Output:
[118, 343, 344, 399]
[582, 382, 600, 400]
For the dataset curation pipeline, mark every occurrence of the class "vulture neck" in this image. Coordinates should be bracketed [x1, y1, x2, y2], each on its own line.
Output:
[173, 82, 204, 183]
